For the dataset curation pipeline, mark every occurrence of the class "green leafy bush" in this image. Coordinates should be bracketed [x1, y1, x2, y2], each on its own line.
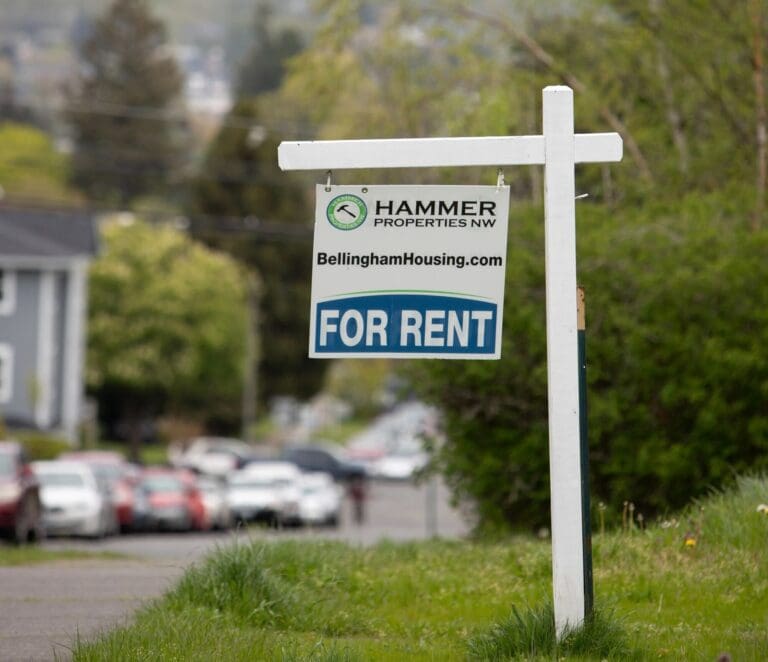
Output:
[16, 433, 71, 460]
[412, 191, 768, 529]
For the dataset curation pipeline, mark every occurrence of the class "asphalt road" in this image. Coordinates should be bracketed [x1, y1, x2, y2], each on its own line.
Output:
[0, 479, 471, 661]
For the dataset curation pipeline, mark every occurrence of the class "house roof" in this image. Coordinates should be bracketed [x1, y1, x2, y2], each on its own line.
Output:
[0, 206, 98, 258]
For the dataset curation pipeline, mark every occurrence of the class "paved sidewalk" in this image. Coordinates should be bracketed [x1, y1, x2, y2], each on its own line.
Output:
[0, 559, 185, 661]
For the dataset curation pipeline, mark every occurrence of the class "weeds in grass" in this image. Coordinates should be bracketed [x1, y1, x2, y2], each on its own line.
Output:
[167, 542, 296, 627]
[165, 539, 373, 636]
[466, 602, 645, 661]
[690, 473, 768, 553]
[279, 641, 363, 662]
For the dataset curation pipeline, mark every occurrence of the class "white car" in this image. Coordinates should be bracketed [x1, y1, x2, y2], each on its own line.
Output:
[371, 449, 429, 481]
[168, 437, 254, 477]
[226, 462, 302, 526]
[298, 472, 343, 527]
[33, 461, 117, 538]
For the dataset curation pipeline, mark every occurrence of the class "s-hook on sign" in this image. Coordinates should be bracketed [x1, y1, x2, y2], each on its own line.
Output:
[310, 184, 510, 359]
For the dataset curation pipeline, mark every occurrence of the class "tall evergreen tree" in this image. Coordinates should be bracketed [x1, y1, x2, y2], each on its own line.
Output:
[67, 0, 185, 204]
[189, 99, 325, 406]
[237, 2, 304, 98]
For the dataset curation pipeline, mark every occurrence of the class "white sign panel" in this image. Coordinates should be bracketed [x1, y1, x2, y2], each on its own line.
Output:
[310, 185, 510, 359]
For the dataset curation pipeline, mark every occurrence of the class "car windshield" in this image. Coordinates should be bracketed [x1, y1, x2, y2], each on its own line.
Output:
[90, 464, 123, 482]
[38, 472, 85, 488]
[141, 476, 184, 493]
[0, 453, 15, 476]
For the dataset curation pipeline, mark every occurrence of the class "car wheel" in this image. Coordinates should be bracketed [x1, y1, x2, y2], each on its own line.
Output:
[89, 515, 106, 540]
[13, 497, 33, 545]
[27, 495, 45, 543]
[180, 513, 193, 532]
[220, 512, 233, 531]
[108, 509, 120, 536]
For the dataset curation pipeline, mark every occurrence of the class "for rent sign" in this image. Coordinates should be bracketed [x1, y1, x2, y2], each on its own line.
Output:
[310, 185, 510, 359]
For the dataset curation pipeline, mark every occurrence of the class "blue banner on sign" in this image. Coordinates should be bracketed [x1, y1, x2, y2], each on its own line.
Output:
[314, 294, 497, 355]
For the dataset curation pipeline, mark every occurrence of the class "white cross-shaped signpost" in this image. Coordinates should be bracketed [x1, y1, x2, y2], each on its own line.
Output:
[278, 85, 623, 634]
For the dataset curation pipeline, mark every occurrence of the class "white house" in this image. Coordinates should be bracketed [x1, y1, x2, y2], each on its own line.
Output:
[0, 207, 96, 441]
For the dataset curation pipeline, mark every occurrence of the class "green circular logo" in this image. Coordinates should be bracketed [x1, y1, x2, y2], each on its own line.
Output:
[327, 194, 367, 230]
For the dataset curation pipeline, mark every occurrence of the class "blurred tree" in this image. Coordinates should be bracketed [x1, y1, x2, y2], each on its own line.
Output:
[188, 0, 768, 525]
[237, 1, 304, 98]
[87, 219, 250, 461]
[411, 192, 768, 530]
[324, 359, 394, 419]
[66, 0, 186, 205]
[0, 122, 80, 203]
[273, 0, 768, 529]
[603, 0, 764, 210]
[188, 99, 325, 405]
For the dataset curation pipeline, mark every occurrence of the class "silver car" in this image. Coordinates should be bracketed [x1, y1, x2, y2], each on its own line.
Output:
[33, 461, 117, 538]
[226, 462, 302, 526]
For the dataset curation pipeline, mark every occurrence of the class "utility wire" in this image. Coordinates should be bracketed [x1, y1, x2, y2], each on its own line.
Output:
[11, 97, 316, 137]
[0, 198, 314, 242]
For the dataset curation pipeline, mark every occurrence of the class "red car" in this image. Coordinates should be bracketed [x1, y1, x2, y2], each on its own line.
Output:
[59, 451, 140, 533]
[133, 468, 208, 532]
[0, 441, 44, 543]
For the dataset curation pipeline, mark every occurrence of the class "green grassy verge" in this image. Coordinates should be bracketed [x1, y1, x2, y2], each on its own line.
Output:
[312, 419, 371, 445]
[0, 546, 129, 566]
[74, 475, 768, 661]
[92, 440, 169, 465]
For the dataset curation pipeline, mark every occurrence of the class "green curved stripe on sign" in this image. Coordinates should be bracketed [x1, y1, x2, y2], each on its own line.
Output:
[330, 289, 493, 300]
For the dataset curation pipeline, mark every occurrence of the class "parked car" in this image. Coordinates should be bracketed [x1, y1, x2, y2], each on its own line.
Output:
[280, 444, 366, 482]
[132, 468, 207, 532]
[168, 437, 254, 477]
[0, 441, 44, 544]
[196, 475, 232, 531]
[297, 472, 343, 527]
[371, 448, 429, 481]
[226, 461, 302, 526]
[33, 461, 118, 538]
[58, 451, 140, 532]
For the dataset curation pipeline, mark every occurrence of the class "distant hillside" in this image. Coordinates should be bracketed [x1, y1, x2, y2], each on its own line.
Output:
[0, 0, 311, 69]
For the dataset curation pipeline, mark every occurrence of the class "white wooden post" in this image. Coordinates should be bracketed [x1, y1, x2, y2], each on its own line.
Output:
[277, 85, 622, 637]
[543, 85, 585, 634]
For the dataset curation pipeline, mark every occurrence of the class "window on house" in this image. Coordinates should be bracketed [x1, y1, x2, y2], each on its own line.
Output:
[0, 269, 17, 315]
[0, 344, 13, 404]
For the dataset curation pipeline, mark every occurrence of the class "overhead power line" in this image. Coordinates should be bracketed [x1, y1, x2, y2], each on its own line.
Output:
[11, 97, 316, 137]
[0, 199, 314, 243]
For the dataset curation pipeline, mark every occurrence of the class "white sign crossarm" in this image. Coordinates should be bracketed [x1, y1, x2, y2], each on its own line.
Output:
[279, 133, 621, 171]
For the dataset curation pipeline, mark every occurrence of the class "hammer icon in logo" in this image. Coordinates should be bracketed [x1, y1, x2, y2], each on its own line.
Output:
[335, 204, 357, 218]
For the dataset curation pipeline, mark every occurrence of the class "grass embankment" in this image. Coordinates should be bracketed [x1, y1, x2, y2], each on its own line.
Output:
[0, 546, 128, 566]
[74, 475, 768, 661]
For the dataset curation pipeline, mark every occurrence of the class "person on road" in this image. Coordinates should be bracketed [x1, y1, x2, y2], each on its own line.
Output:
[348, 476, 367, 525]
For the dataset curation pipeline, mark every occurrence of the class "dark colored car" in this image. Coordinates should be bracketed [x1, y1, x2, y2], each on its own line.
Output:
[280, 444, 366, 482]
[0, 441, 44, 543]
